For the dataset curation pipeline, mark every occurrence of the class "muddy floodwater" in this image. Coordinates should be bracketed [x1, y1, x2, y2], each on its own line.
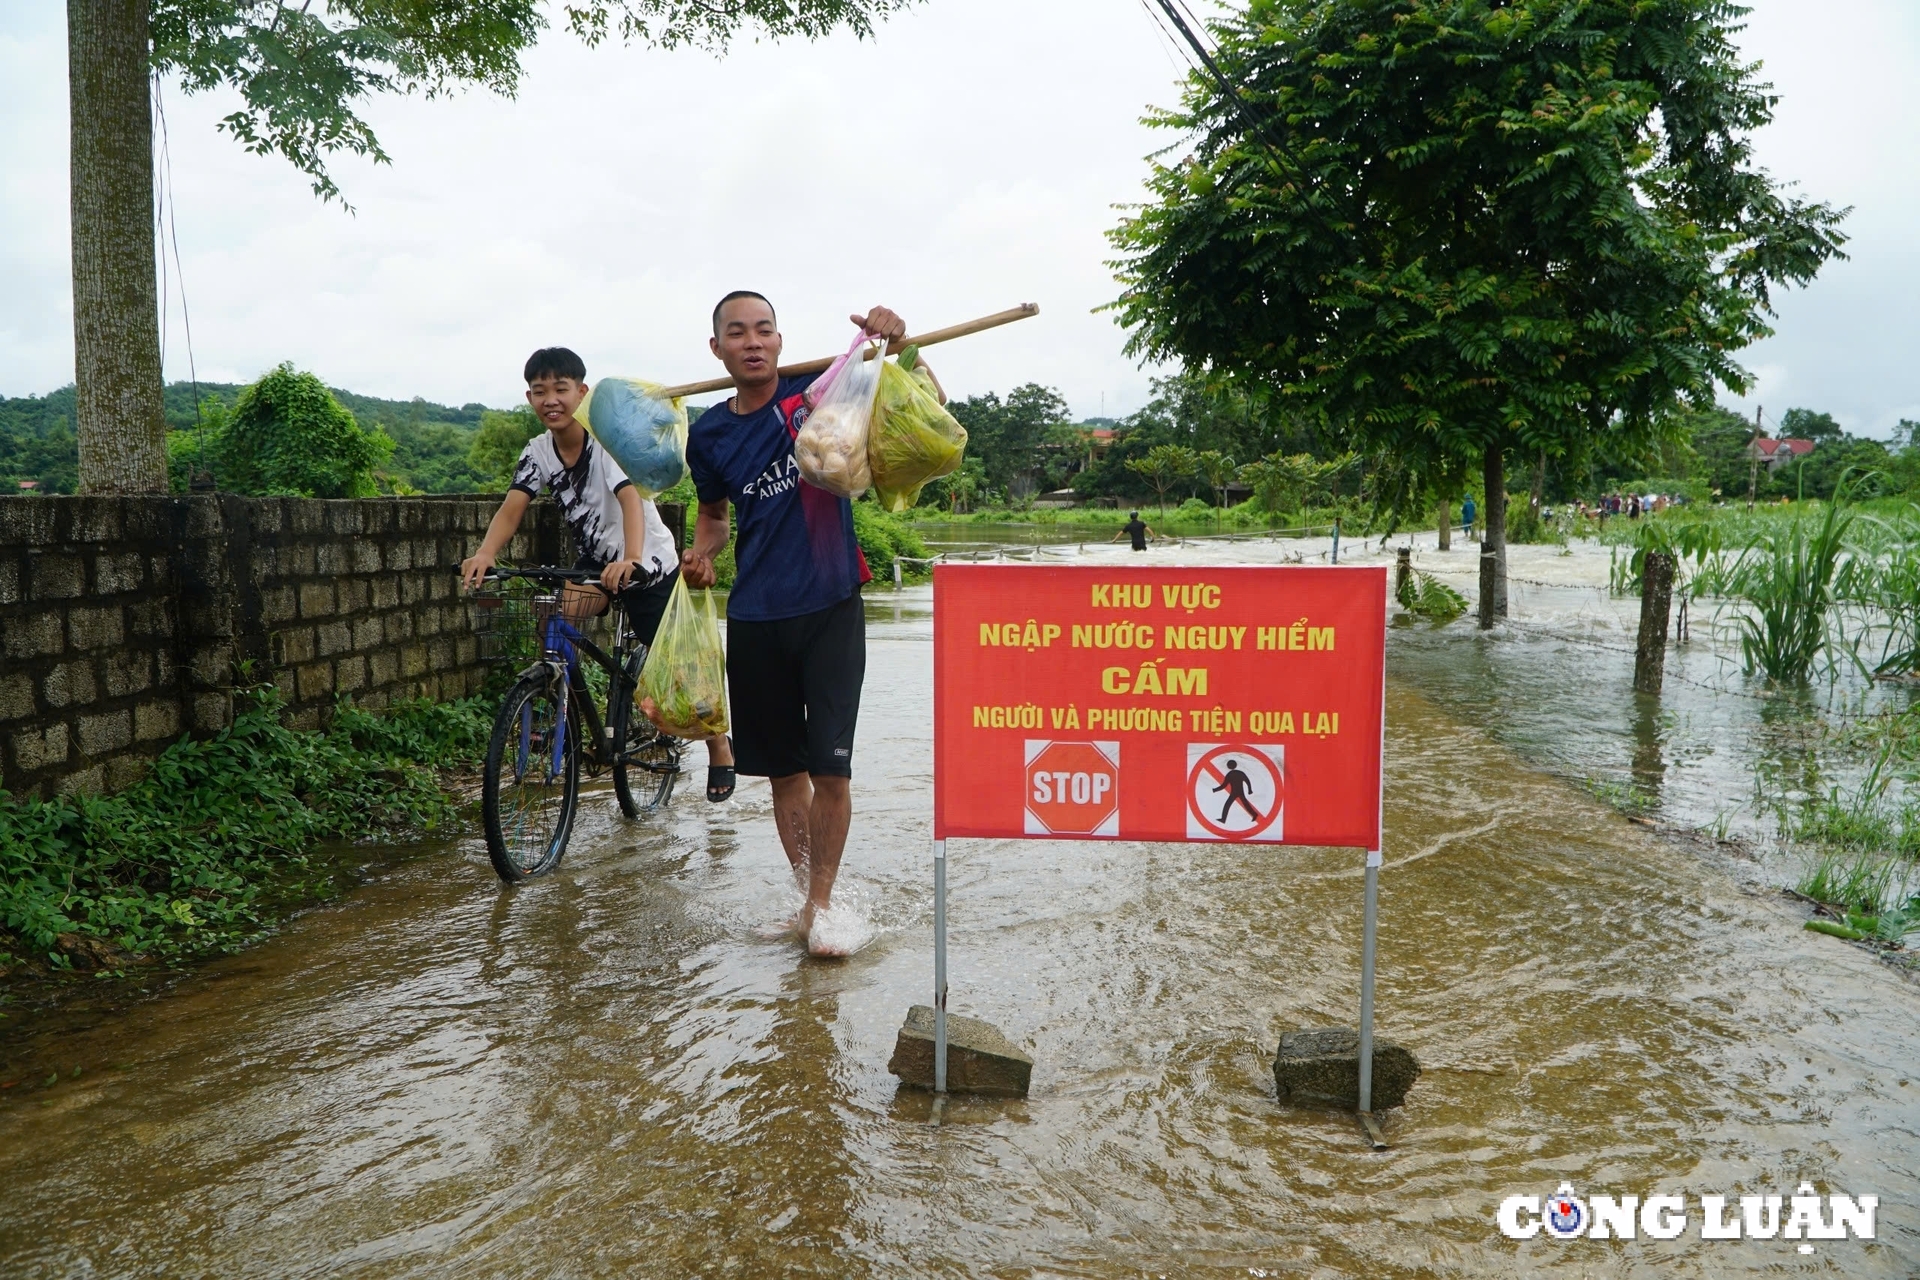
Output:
[4, 543, 1919, 1277]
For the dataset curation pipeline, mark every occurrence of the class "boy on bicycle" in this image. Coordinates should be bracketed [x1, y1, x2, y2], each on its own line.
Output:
[460, 346, 736, 801]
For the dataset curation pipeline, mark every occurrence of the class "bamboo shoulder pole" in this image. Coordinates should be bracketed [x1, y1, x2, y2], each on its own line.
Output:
[655, 303, 1039, 400]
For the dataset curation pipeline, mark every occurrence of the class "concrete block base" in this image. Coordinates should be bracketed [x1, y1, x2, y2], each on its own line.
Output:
[889, 1004, 1033, 1098]
[1273, 1027, 1420, 1111]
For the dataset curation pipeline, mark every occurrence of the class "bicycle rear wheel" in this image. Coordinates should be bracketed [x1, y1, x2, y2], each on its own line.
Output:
[483, 669, 580, 882]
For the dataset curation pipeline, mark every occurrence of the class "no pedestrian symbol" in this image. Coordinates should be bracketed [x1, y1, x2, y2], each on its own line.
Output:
[1185, 743, 1285, 842]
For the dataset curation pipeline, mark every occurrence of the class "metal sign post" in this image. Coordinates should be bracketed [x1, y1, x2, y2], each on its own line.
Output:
[934, 838, 949, 1093]
[1356, 848, 1386, 1148]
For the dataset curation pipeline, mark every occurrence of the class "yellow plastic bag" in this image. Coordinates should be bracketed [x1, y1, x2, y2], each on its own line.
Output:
[868, 350, 967, 513]
[578, 377, 689, 498]
[639, 576, 729, 739]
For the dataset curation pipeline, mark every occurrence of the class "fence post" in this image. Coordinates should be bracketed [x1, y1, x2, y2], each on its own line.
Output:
[1393, 547, 1411, 603]
[1477, 541, 1497, 630]
[1633, 551, 1676, 694]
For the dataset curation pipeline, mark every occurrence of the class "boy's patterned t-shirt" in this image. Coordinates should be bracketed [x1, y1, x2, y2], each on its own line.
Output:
[510, 432, 674, 582]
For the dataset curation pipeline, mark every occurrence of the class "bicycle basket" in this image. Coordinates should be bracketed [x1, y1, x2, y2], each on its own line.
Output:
[470, 576, 610, 666]
[470, 580, 542, 666]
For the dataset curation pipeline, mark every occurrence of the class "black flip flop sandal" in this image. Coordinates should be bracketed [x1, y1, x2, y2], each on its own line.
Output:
[706, 737, 736, 803]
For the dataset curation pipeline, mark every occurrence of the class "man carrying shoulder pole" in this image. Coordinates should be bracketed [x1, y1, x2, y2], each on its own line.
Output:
[675, 292, 928, 956]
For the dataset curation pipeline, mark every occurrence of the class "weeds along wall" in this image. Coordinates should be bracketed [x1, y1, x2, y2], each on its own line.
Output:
[0, 495, 685, 800]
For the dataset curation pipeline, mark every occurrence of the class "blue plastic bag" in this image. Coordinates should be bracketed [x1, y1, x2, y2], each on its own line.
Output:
[579, 377, 689, 498]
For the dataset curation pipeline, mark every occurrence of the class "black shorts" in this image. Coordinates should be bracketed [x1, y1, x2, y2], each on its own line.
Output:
[726, 592, 865, 779]
[574, 557, 677, 648]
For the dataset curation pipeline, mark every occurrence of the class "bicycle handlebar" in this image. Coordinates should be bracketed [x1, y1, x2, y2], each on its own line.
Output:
[480, 566, 604, 586]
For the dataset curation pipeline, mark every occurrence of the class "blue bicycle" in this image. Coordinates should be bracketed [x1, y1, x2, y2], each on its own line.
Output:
[475, 566, 683, 882]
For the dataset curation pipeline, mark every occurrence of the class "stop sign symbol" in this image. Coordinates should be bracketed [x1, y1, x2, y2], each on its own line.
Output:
[1023, 740, 1121, 837]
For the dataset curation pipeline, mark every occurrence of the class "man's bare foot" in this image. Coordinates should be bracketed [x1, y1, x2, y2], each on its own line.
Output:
[805, 902, 870, 957]
[797, 901, 844, 956]
[807, 925, 852, 958]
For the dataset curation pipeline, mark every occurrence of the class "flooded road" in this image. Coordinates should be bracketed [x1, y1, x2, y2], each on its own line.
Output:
[5, 569, 1919, 1277]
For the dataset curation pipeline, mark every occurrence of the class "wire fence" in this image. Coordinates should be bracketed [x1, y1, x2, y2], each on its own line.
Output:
[893, 534, 1909, 723]
[901, 520, 1353, 567]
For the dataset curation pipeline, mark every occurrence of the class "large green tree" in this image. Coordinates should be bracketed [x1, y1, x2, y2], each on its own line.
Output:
[1125, 442, 1199, 514]
[1109, 0, 1845, 622]
[947, 384, 1073, 499]
[172, 364, 394, 497]
[69, 0, 917, 493]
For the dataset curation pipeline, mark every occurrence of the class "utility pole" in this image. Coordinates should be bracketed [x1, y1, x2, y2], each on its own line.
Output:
[1747, 404, 1762, 512]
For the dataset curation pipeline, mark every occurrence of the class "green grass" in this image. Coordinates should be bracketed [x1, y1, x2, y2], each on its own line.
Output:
[1854, 509, 1920, 674]
[1579, 776, 1657, 816]
[1797, 850, 1919, 939]
[1733, 490, 1854, 683]
[1790, 781, 1920, 861]
[0, 686, 491, 977]
[1607, 485, 1879, 681]
[1781, 703, 1920, 940]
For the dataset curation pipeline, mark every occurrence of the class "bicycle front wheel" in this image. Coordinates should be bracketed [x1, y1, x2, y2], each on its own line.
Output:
[483, 669, 580, 882]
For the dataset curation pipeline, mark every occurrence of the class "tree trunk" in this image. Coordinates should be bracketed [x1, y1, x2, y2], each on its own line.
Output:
[1476, 451, 1507, 628]
[1529, 447, 1547, 519]
[1633, 551, 1676, 694]
[1436, 493, 1451, 550]
[70, 0, 167, 494]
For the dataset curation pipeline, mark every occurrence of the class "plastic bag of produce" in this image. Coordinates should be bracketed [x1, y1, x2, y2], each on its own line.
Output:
[579, 377, 689, 498]
[792, 330, 882, 497]
[639, 576, 729, 739]
[868, 347, 967, 512]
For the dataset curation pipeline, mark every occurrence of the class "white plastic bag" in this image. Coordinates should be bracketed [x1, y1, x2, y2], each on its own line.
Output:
[793, 330, 883, 498]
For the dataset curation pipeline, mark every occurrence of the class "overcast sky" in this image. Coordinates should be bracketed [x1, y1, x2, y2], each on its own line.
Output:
[2, 2, 1915, 435]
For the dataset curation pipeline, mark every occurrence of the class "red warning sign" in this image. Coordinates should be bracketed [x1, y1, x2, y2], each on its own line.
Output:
[933, 565, 1385, 848]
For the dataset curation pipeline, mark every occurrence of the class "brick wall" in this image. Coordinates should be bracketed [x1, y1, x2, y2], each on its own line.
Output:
[0, 494, 685, 799]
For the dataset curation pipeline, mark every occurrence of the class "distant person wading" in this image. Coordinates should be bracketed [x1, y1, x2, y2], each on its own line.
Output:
[1114, 511, 1157, 552]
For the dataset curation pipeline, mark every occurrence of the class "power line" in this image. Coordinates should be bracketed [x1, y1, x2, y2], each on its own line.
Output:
[152, 72, 168, 373]
[152, 72, 204, 466]
[1134, 0, 1193, 73]
[1145, 0, 1271, 145]
[1132, 0, 1346, 235]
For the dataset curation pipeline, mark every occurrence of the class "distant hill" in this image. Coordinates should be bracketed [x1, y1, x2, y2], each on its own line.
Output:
[0, 381, 511, 495]
[3, 381, 732, 496]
